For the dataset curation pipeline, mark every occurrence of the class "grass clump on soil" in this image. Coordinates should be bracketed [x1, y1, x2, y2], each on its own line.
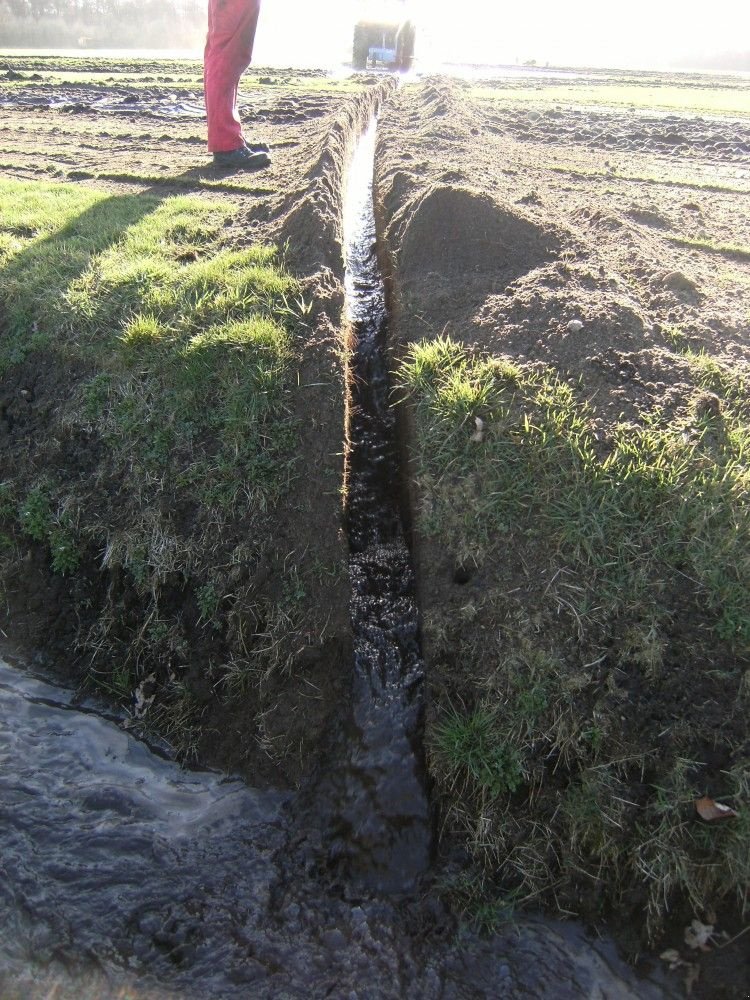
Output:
[17, 483, 80, 576]
[399, 335, 750, 941]
[0, 176, 313, 755]
[432, 704, 525, 799]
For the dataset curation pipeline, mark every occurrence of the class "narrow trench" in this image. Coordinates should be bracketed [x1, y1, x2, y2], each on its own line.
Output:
[317, 114, 431, 893]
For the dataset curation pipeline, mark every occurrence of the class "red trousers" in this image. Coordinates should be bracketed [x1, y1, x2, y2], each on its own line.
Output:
[204, 0, 261, 152]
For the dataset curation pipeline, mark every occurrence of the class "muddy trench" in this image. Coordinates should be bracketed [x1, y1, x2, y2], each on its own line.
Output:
[0, 90, 676, 999]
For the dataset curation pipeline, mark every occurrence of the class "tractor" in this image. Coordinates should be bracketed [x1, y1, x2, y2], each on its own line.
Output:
[352, 1, 416, 71]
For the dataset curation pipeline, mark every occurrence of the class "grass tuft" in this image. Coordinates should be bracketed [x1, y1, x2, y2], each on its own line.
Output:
[432, 704, 525, 800]
[402, 334, 750, 938]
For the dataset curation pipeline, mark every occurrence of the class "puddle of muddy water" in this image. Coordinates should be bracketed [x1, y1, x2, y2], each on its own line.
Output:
[0, 658, 673, 998]
[0, 91, 207, 117]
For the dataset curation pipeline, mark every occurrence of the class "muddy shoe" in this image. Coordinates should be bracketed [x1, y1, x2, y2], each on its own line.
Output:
[212, 146, 271, 170]
[244, 140, 270, 153]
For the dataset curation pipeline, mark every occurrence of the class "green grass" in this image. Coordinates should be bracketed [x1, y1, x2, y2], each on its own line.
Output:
[432, 705, 525, 800]
[402, 335, 750, 938]
[547, 163, 750, 196]
[400, 336, 750, 646]
[0, 180, 300, 506]
[0, 180, 298, 490]
[0, 176, 308, 705]
[93, 171, 275, 194]
[667, 235, 750, 261]
[14, 482, 80, 575]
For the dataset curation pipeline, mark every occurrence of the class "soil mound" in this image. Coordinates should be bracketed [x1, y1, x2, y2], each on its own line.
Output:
[388, 185, 560, 327]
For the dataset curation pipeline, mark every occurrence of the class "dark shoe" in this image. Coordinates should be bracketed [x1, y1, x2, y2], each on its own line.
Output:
[244, 140, 270, 153]
[212, 146, 271, 170]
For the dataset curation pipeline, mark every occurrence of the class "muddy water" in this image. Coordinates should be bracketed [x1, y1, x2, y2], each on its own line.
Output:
[0, 658, 671, 998]
[0, 90, 207, 117]
[0, 115, 674, 998]
[311, 117, 431, 893]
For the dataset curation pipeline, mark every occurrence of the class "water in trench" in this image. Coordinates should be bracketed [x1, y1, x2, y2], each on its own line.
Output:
[0, 118, 673, 999]
[294, 117, 430, 895]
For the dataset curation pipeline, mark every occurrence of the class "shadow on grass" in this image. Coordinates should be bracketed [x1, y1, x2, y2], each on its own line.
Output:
[92, 164, 275, 195]
[0, 169, 296, 498]
[0, 162, 269, 373]
[0, 183, 170, 372]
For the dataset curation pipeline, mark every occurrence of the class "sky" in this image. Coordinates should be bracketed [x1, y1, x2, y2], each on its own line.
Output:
[251, 0, 750, 71]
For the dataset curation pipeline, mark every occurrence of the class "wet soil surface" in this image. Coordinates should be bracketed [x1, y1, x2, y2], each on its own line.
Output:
[0, 657, 672, 998]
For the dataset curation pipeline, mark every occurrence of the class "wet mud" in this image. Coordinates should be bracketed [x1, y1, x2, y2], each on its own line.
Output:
[0, 658, 671, 999]
[0, 88, 206, 116]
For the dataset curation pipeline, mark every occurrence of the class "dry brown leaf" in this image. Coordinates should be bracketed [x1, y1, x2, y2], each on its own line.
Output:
[684, 919, 714, 952]
[695, 795, 738, 821]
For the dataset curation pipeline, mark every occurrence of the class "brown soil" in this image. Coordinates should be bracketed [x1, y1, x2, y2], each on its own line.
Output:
[375, 74, 750, 995]
[0, 63, 390, 787]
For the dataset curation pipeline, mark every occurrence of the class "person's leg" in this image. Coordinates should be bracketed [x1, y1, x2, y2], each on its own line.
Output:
[204, 0, 261, 153]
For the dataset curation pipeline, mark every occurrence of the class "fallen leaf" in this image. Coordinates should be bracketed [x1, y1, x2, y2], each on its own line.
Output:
[659, 948, 683, 970]
[684, 919, 714, 952]
[470, 416, 485, 443]
[695, 796, 738, 822]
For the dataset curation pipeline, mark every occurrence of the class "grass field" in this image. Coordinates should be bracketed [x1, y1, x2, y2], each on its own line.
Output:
[472, 82, 750, 116]
[399, 334, 750, 939]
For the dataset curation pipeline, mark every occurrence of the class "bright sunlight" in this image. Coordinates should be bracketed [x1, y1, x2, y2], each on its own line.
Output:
[254, 0, 750, 71]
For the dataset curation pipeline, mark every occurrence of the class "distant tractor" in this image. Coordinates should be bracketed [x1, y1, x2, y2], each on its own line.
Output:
[352, 1, 416, 71]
